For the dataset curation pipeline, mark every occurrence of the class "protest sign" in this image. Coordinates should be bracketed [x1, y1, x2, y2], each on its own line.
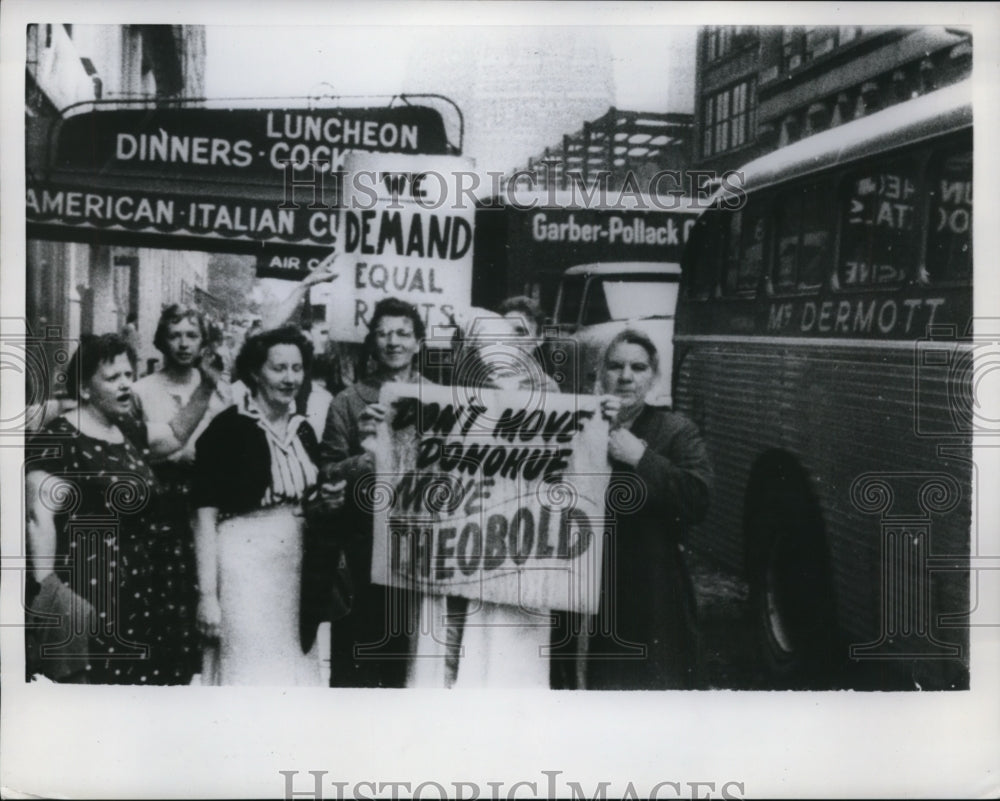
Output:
[370, 382, 610, 615]
[329, 152, 475, 342]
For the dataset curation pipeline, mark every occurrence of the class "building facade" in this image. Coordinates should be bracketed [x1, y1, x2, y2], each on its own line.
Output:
[25, 24, 209, 376]
[693, 25, 972, 174]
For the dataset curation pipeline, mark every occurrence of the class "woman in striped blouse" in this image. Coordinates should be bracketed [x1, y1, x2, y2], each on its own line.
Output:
[192, 327, 345, 686]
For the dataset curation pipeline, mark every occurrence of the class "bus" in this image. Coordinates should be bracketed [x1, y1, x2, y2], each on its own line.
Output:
[673, 80, 973, 690]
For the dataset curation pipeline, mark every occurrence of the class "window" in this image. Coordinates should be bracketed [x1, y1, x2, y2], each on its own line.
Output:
[782, 27, 804, 72]
[772, 184, 831, 293]
[837, 161, 919, 288]
[703, 80, 755, 157]
[839, 26, 860, 45]
[556, 276, 586, 326]
[774, 200, 801, 292]
[582, 282, 612, 325]
[722, 205, 768, 296]
[781, 26, 857, 74]
[703, 98, 714, 158]
[924, 148, 972, 285]
[593, 278, 680, 324]
[799, 191, 832, 288]
[731, 82, 751, 148]
[722, 211, 743, 293]
[714, 89, 730, 153]
[740, 209, 768, 293]
[705, 27, 732, 62]
[805, 26, 838, 60]
[705, 26, 756, 61]
[686, 214, 725, 300]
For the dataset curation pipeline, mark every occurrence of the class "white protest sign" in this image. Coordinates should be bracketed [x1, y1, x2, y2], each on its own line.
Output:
[370, 382, 610, 615]
[329, 152, 475, 342]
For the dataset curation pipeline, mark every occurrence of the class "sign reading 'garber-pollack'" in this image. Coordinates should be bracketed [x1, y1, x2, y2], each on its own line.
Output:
[370, 383, 610, 615]
[330, 152, 476, 342]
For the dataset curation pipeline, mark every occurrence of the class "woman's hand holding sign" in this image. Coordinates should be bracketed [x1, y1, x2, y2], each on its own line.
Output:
[600, 395, 622, 424]
[601, 395, 647, 467]
[358, 402, 387, 436]
[358, 403, 387, 458]
[607, 427, 648, 468]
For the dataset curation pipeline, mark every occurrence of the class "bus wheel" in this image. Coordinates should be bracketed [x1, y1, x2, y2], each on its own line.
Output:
[744, 457, 840, 688]
[760, 533, 799, 663]
[750, 522, 830, 684]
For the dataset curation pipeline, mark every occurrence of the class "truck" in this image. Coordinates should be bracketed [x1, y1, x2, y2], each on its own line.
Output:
[472, 188, 698, 312]
[472, 189, 699, 401]
[550, 261, 680, 405]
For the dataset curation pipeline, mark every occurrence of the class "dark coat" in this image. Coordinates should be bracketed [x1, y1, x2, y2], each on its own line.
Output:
[318, 376, 427, 687]
[585, 404, 713, 690]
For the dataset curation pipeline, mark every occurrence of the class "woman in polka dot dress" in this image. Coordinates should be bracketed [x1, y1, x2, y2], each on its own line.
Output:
[25, 333, 196, 685]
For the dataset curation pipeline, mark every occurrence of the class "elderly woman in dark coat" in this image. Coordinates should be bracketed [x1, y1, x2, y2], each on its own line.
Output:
[586, 328, 713, 690]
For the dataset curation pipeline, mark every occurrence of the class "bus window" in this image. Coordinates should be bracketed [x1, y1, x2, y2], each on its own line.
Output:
[924, 149, 972, 285]
[722, 210, 743, 294]
[738, 206, 768, 294]
[687, 212, 724, 299]
[721, 205, 767, 297]
[774, 197, 801, 292]
[772, 184, 830, 293]
[798, 189, 832, 289]
[837, 160, 919, 288]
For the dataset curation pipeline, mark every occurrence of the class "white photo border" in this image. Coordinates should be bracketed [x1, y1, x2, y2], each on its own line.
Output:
[2, 2, 999, 798]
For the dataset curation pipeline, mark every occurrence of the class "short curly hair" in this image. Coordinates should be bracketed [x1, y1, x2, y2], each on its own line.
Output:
[235, 326, 314, 396]
[602, 328, 660, 373]
[496, 295, 546, 336]
[362, 297, 426, 366]
[65, 333, 137, 401]
[153, 304, 208, 354]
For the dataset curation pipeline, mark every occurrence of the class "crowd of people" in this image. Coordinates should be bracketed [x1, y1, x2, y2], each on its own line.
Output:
[24, 256, 713, 690]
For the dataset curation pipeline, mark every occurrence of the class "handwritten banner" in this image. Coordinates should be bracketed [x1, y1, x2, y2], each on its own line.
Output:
[329, 152, 475, 342]
[370, 383, 610, 614]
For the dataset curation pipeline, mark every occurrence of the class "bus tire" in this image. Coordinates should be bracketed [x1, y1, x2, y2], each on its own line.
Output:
[743, 452, 841, 688]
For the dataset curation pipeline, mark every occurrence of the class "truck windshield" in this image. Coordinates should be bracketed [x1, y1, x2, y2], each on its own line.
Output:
[556, 276, 586, 326]
[582, 275, 680, 325]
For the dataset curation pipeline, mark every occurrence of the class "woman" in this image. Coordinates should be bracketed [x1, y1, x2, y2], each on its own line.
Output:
[587, 329, 713, 690]
[319, 297, 430, 688]
[25, 334, 189, 684]
[192, 326, 345, 686]
[496, 295, 551, 379]
[132, 304, 231, 685]
[429, 311, 561, 689]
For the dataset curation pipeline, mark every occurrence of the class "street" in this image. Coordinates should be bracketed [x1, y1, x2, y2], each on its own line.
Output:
[689, 551, 760, 690]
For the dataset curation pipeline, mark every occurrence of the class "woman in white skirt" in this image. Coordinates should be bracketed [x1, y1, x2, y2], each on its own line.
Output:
[192, 327, 345, 686]
[409, 310, 561, 689]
